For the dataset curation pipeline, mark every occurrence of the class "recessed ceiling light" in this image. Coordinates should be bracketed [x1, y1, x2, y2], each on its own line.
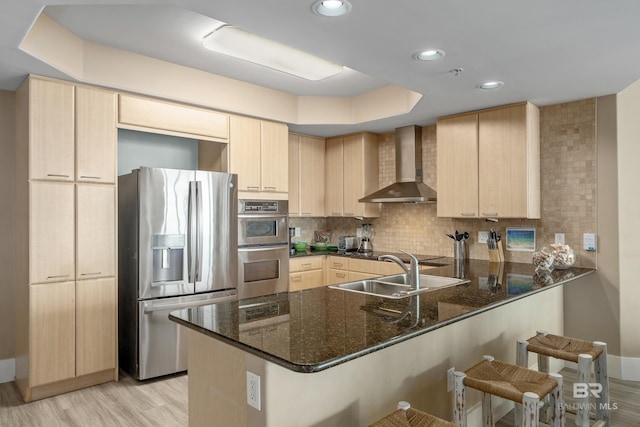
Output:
[478, 81, 504, 90]
[203, 25, 343, 81]
[414, 49, 446, 61]
[312, 0, 352, 17]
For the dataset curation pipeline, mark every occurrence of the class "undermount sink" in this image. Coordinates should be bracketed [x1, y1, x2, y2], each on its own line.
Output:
[329, 274, 469, 299]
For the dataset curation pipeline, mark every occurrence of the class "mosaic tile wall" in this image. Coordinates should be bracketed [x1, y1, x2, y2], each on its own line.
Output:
[291, 99, 597, 267]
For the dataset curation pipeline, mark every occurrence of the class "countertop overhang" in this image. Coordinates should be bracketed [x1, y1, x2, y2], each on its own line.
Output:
[169, 259, 594, 373]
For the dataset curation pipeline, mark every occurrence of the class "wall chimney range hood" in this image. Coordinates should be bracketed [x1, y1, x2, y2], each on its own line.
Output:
[359, 125, 437, 203]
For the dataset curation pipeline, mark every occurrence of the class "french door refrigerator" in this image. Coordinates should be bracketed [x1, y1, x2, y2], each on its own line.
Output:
[118, 167, 238, 380]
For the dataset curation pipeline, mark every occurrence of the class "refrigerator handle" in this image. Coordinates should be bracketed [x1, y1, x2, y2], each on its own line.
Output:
[188, 181, 198, 282]
[195, 181, 203, 282]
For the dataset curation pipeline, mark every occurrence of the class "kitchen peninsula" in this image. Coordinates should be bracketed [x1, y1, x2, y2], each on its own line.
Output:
[170, 259, 593, 427]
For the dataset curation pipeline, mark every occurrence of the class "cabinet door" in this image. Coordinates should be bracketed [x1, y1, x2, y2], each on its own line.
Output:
[436, 114, 479, 218]
[229, 116, 261, 191]
[76, 278, 117, 376]
[76, 87, 117, 184]
[77, 184, 116, 279]
[290, 270, 324, 291]
[325, 137, 344, 216]
[288, 135, 300, 216]
[299, 135, 325, 216]
[30, 282, 76, 386]
[328, 269, 349, 285]
[29, 79, 75, 181]
[479, 105, 528, 218]
[29, 182, 75, 284]
[343, 133, 379, 218]
[348, 271, 378, 281]
[261, 121, 289, 193]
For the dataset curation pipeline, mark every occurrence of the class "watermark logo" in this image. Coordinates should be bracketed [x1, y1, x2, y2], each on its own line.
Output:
[573, 382, 602, 399]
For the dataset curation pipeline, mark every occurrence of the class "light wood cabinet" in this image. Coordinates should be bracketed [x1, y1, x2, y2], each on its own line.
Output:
[326, 256, 405, 285]
[29, 182, 75, 284]
[15, 76, 118, 402]
[76, 184, 116, 279]
[118, 94, 229, 141]
[437, 102, 540, 219]
[289, 256, 326, 291]
[28, 78, 75, 181]
[229, 115, 288, 198]
[325, 133, 380, 218]
[29, 282, 76, 387]
[76, 278, 117, 376]
[289, 133, 325, 216]
[76, 87, 117, 183]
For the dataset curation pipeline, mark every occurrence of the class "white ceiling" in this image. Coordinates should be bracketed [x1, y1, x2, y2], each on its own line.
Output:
[3, 0, 640, 137]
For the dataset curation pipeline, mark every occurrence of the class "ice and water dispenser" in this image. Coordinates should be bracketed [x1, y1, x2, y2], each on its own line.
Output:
[152, 234, 185, 283]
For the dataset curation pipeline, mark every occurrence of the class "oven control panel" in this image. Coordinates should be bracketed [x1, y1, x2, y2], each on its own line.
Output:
[239, 199, 288, 215]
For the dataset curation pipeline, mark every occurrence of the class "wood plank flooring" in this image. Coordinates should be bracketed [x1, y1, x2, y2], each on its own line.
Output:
[0, 368, 637, 426]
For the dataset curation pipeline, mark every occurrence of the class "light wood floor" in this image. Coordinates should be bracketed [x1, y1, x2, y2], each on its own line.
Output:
[0, 368, 638, 426]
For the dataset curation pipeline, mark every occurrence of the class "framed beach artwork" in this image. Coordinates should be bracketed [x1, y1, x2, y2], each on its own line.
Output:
[506, 228, 536, 252]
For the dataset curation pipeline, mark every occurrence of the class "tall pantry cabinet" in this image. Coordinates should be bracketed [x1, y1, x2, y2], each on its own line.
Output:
[15, 76, 118, 402]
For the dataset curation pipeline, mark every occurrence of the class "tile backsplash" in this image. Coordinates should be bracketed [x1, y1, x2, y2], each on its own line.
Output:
[290, 99, 597, 268]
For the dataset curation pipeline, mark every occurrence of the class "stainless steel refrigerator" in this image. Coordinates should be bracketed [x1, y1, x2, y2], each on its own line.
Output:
[118, 167, 238, 380]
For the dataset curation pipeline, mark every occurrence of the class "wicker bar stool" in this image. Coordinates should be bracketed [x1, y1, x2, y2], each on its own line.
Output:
[453, 356, 565, 427]
[369, 401, 458, 427]
[516, 330, 610, 427]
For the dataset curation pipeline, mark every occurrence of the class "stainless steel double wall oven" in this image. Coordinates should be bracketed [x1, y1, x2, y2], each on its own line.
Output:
[237, 199, 289, 299]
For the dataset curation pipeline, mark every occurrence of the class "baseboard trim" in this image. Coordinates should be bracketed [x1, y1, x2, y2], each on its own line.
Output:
[0, 358, 15, 384]
[609, 355, 640, 381]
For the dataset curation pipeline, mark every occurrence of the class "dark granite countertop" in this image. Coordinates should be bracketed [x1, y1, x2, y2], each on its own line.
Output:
[169, 260, 594, 373]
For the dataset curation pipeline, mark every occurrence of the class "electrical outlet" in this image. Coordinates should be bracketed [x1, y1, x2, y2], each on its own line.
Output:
[247, 371, 261, 410]
[447, 368, 455, 392]
[478, 231, 489, 244]
[294, 227, 301, 237]
[555, 233, 565, 245]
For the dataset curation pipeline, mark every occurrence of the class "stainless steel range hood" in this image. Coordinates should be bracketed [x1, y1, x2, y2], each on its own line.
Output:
[359, 125, 437, 203]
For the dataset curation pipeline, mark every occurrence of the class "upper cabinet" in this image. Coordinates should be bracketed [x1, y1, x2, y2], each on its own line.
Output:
[118, 94, 229, 141]
[289, 133, 325, 217]
[229, 115, 288, 198]
[437, 102, 540, 219]
[76, 87, 117, 183]
[28, 78, 75, 181]
[325, 133, 380, 218]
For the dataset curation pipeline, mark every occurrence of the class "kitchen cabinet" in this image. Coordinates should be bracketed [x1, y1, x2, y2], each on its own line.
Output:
[325, 133, 380, 218]
[118, 93, 229, 141]
[326, 256, 405, 285]
[288, 133, 325, 217]
[229, 115, 289, 198]
[76, 87, 117, 183]
[29, 182, 75, 284]
[290, 256, 326, 291]
[437, 102, 540, 219]
[15, 76, 118, 402]
[28, 78, 75, 181]
[29, 282, 76, 387]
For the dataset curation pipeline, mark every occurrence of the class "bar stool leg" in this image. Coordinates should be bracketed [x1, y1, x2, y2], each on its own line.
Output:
[548, 372, 565, 427]
[522, 392, 540, 427]
[593, 342, 610, 427]
[576, 354, 592, 427]
[453, 371, 467, 427]
[482, 393, 494, 427]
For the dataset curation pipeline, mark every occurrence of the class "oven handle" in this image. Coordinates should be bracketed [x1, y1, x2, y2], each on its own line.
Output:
[238, 245, 289, 252]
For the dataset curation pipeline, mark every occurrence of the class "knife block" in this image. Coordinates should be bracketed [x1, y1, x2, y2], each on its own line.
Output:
[488, 241, 505, 262]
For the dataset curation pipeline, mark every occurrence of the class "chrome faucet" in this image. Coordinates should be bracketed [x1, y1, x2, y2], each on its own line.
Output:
[378, 250, 421, 290]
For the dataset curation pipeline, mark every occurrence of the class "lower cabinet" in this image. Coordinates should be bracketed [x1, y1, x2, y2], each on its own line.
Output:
[327, 256, 405, 285]
[29, 282, 76, 387]
[289, 256, 326, 291]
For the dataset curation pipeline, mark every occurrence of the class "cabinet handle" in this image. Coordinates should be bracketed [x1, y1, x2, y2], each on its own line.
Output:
[264, 186, 276, 190]
[481, 212, 498, 217]
[333, 262, 344, 267]
[246, 186, 260, 190]
[80, 272, 102, 276]
[344, 212, 354, 216]
[336, 273, 346, 278]
[301, 263, 312, 268]
[47, 174, 70, 178]
[80, 175, 102, 180]
[460, 212, 477, 217]
[302, 212, 312, 215]
[47, 274, 70, 279]
[331, 212, 341, 216]
[291, 275, 301, 281]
